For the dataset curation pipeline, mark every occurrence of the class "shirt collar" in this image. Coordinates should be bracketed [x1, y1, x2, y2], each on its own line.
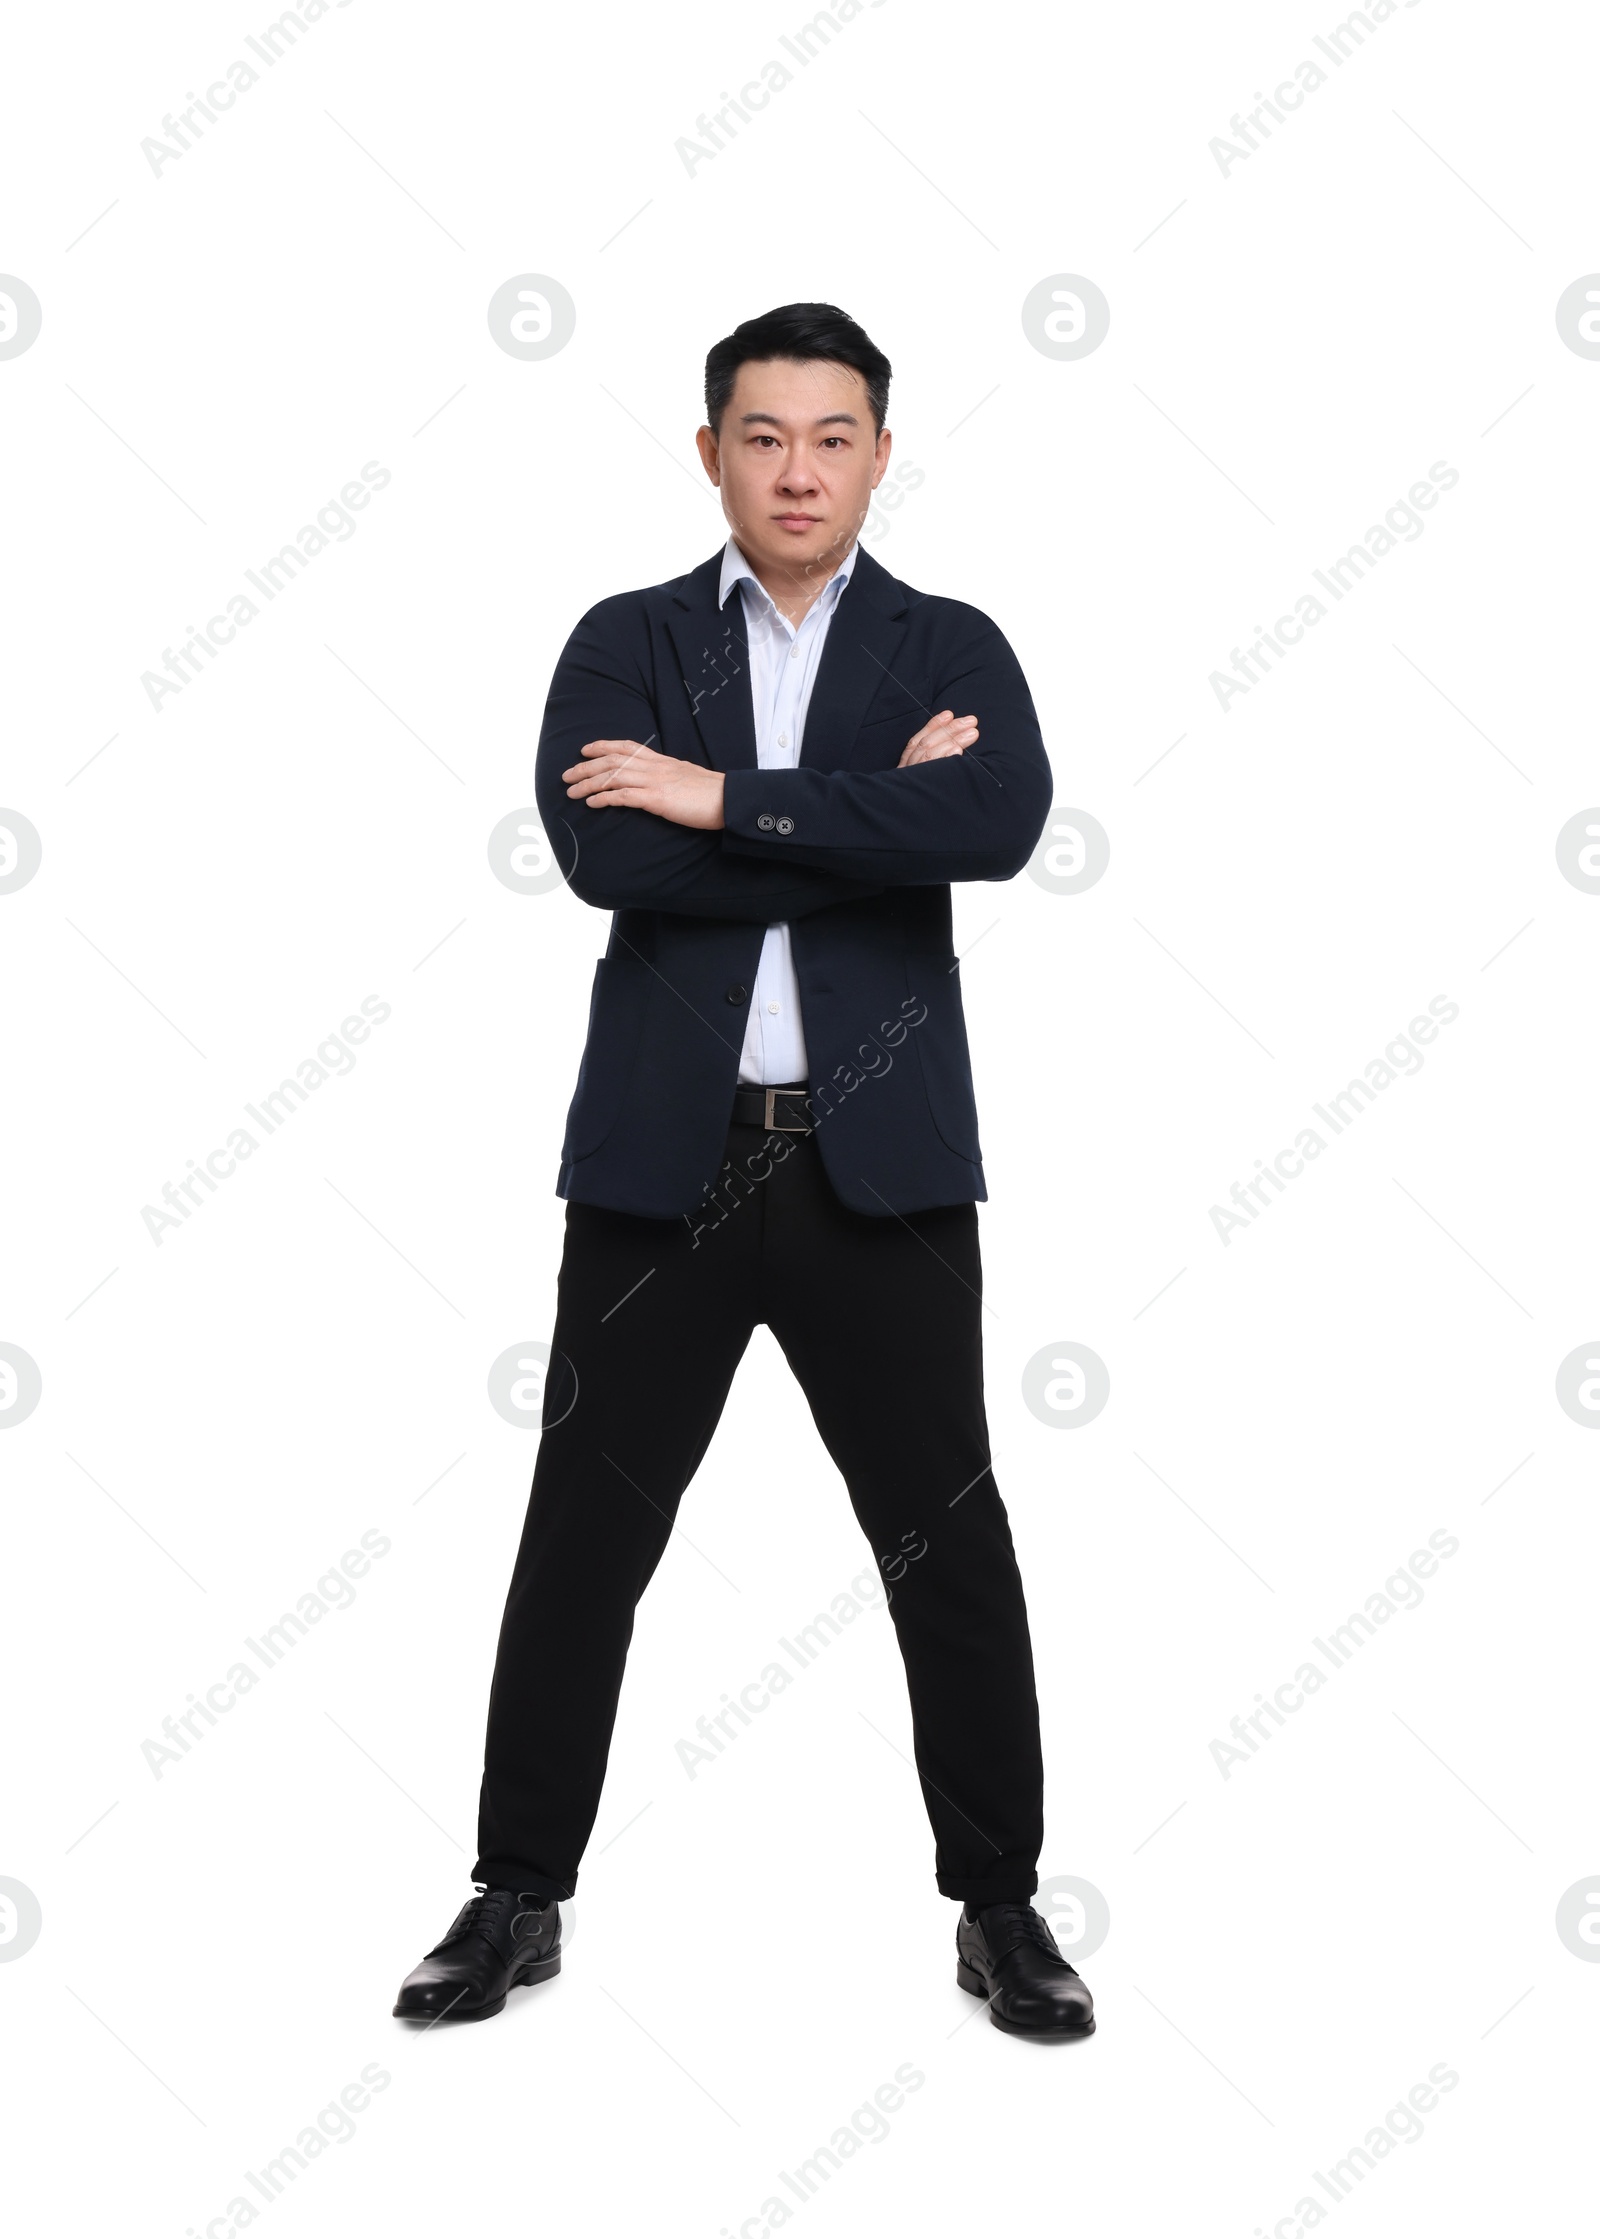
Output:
[719, 533, 859, 620]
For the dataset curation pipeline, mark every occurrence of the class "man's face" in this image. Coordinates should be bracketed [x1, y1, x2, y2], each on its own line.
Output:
[696, 356, 891, 579]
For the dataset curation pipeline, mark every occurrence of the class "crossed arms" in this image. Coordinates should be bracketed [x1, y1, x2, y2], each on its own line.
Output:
[564, 706, 978, 828]
[532, 601, 1052, 921]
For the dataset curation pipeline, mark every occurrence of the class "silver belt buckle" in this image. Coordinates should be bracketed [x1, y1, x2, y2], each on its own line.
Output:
[764, 1086, 810, 1131]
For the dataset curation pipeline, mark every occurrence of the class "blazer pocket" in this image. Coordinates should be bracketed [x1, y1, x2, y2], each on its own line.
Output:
[849, 706, 931, 769]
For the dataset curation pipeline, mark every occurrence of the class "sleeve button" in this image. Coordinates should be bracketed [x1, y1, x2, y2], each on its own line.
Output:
[756, 812, 776, 832]
[774, 816, 794, 835]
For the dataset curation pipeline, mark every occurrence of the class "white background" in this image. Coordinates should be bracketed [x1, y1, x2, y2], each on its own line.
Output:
[3, 0, 1597, 2232]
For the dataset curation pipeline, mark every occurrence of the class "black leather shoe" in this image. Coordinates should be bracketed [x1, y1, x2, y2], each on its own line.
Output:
[393, 1886, 561, 2023]
[956, 1902, 1095, 2038]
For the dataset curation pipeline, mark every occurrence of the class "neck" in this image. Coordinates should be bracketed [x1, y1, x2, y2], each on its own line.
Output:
[734, 535, 856, 627]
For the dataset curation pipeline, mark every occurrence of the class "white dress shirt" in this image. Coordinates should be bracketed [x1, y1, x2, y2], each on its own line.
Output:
[721, 534, 860, 1086]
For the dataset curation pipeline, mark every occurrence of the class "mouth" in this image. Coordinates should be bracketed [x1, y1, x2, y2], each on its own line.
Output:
[773, 512, 821, 529]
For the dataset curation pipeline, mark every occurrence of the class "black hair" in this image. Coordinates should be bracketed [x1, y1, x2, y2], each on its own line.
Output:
[704, 302, 892, 435]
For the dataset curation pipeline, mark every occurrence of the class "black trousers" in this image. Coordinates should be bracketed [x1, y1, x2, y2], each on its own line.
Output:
[473, 1106, 1044, 1905]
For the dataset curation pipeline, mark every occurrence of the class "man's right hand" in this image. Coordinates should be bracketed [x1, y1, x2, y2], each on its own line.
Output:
[898, 710, 979, 766]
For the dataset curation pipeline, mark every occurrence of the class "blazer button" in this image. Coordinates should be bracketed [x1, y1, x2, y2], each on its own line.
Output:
[775, 816, 794, 835]
[756, 813, 776, 831]
[725, 983, 749, 1004]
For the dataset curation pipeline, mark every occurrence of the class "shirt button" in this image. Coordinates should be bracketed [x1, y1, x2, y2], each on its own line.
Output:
[777, 733, 788, 748]
[756, 813, 775, 831]
[767, 1002, 779, 1015]
[789, 643, 799, 659]
[775, 816, 794, 835]
[725, 983, 749, 1004]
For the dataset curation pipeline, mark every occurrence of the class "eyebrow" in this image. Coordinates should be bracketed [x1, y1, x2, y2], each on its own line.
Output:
[737, 411, 860, 428]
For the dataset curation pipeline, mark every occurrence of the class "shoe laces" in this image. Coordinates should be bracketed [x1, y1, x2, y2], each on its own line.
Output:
[442, 1885, 546, 1946]
[981, 1902, 1064, 1962]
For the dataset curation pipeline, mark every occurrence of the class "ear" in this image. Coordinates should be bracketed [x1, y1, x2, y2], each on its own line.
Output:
[869, 424, 893, 489]
[695, 424, 722, 485]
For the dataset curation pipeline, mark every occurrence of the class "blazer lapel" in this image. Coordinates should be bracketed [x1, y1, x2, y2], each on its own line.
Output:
[665, 553, 757, 772]
[797, 545, 913, 773]
[663, 542, 913, 774]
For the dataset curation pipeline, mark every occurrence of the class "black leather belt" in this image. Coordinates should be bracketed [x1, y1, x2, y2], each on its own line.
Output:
[729, 1083, 815, 1131]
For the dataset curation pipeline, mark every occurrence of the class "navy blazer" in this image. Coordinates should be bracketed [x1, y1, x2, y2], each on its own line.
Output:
[535, 544, 1052, 1220]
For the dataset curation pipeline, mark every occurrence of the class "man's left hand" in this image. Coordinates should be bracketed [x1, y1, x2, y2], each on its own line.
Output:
[564, 739, 726, 830]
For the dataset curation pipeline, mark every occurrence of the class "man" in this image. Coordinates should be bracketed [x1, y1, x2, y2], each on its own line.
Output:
[394, 303, 1094, 2039]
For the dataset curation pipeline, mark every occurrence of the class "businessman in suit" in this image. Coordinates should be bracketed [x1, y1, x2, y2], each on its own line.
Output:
[395, 304, 1094, 2038]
